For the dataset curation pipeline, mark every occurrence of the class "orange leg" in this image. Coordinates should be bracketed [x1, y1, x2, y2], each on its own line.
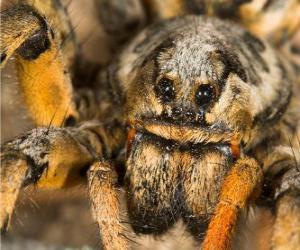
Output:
[203, 157, 263, 250]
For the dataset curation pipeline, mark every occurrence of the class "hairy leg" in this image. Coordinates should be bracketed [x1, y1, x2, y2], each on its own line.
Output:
[271, 165, 300, 249]
[142, 0, 300, 52]
[0, 121, 125, 229]
[20, 0, 78, 69]
[0, 158, 27, 230]
[272, 190, 300, 249]
[0, 3, 78, 126]
[251, 109, 300, 249]
[141, 0, 248, 20]
[0, 1, 127, 233]
[88, 161, 131, 250]
[239, 0, 300, 46]
[202, 157, 263, 250]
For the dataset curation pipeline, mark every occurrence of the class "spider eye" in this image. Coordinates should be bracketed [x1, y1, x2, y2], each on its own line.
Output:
[195, 84, 215, 107]
[154, 77, 176, 103]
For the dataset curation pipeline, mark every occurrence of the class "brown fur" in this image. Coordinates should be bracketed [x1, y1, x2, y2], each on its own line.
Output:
[0, 159, 27, 229]
[88, 162, 131, 250]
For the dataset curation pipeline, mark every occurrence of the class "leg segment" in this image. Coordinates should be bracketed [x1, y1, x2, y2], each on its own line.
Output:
[250, 115, 300, 249]
[21, 0, 78, 69]
[142, 0, 247, 20]
[272, 189, 300, 249]
[271, 166, 300, 249]
[0, 5, 41, 67]
[0, 158, 27, 229]
[142, 0, 300, 50]
[0, 121, 125, 229]
[239, 0, 300, 46]
[202, 157, 263, 250]
[0, 4, 78, 126]
[88, 161, 131, 250]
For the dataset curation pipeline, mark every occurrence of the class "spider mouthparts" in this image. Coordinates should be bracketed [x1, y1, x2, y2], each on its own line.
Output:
[230, 142, 241, 160]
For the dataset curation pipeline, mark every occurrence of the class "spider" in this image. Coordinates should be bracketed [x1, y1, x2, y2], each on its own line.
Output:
[1, 0, 300, 249]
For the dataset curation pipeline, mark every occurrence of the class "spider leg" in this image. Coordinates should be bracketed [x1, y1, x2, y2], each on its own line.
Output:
[249, 113, 300, 249]
[270, 156, 300, 249]
[202, 157, 263, 250]
[239, 0, 300, 46]
[144, 0, 300, 49]
[0, 121, 125, 229]
[142, 0, 186, 19]
[142, 0, 249, 20]
[0, 4, 78, 126]
[0, 158, 27, 230]
[272, 187, 300, 249]
[88, 161, 131, 250]
[20, 0, 78, 69]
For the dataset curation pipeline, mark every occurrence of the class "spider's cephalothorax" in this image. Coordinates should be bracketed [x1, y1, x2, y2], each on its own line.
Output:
[115, 16, 297, 239]
[1, 1, 300, 250]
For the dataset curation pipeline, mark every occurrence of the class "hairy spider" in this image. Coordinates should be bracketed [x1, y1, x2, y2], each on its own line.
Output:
[1, 0, 300, 249]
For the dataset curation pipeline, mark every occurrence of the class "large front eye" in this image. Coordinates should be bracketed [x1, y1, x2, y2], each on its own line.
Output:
[154, 77, 176, 103]
[195, 84, 215, 107]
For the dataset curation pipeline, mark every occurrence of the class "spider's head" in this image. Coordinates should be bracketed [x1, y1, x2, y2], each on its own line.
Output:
[126, 17, 253, 146]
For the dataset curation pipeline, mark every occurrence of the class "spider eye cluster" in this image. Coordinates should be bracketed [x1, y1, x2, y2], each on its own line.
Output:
[154, 77, 176, 103]
[195, 84, 215, 107]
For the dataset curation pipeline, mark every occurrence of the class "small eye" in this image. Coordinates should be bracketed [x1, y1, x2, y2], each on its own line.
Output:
[195, 84, 215, 107]
[154, 77, 176, 103]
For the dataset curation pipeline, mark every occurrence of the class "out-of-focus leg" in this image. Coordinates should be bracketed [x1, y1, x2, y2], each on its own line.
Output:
[0, 159, 27, 230]
[21, 0, 78, 68]
[0, 4, 78, 126]
[271, 167, 300, 249]
[142, 0, 185, 19]
[239, 0, 300, 46]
